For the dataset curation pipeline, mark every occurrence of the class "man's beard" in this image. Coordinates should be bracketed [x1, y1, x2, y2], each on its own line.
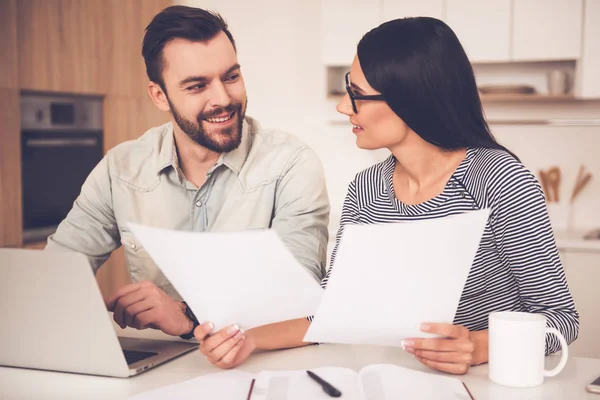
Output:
[169, 98, 246, 153]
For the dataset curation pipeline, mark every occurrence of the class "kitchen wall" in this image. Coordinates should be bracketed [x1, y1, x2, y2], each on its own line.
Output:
[180, 0, 600, 244]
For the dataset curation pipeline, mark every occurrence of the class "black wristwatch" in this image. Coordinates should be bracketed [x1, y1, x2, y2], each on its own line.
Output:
[179, 301, 200, 340]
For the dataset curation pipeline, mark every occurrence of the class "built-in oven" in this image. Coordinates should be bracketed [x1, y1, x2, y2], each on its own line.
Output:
[20, 92, 104, 243]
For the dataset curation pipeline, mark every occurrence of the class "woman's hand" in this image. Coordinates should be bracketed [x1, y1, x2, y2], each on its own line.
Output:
[194, 322, 257, 369]
[403, 323, 488, 375]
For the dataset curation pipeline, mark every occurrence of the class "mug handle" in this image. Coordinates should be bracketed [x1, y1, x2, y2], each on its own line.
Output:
[544, 327, 569, 377]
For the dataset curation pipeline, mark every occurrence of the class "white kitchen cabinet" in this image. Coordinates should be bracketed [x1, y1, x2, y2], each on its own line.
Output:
[321, 0, 588, 69]
[576, 0, 600, 98]
[381, 0, 444, 22]
[321, 0, 380, 66]
[445, 0, 511, 63]
[512, 0, 583, 61]
[561, 250, 600, 359]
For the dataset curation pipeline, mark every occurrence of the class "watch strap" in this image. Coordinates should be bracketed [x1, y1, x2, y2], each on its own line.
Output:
[179, 301, 200, 340]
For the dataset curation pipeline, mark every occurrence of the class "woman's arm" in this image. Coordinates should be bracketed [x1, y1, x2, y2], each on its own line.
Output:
[249, 318, 312, 350]
[489, 163, 579, 353]
[193, 318, 311, 369]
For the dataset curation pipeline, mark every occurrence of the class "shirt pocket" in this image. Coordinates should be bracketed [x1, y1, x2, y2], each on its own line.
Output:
[119, 230, 172, 291]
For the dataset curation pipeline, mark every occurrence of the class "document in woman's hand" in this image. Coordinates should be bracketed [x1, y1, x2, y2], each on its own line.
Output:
[305, 209, 490, 347]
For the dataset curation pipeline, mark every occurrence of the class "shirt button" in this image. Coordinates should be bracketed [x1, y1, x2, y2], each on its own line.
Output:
[130, 242, 137, 250]
[461, 192, 466, 198]
[195, 200, 203, 207]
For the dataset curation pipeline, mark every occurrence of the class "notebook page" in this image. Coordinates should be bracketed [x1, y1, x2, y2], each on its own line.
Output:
[359, 364, 471, 400]
[129, 370, 253, 400]
[250, 367, 361, 400]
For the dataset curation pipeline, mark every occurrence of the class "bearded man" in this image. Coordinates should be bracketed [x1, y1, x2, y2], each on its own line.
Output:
[46, 5, 329, 340]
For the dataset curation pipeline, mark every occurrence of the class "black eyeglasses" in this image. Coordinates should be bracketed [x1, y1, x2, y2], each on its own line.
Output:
[345, 72, 385, 113]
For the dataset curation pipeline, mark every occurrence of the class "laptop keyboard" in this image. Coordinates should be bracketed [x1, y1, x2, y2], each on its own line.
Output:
[123, 349, 158, 365]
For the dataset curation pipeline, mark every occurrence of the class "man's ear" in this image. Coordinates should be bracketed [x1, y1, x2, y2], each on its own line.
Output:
[148, 81, 171, 112]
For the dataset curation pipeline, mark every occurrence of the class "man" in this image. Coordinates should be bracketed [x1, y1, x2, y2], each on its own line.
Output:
[46, 6, 329, 340]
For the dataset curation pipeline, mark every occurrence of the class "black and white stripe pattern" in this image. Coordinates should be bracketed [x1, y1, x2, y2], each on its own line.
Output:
[314, 147, 578, 355]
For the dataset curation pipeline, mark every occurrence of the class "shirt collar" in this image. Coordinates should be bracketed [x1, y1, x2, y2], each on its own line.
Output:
[156, 118, 254, 176]
[156, 122, 177, 175]
[220, 117, 253, 175]
[381, 147, 478, 200]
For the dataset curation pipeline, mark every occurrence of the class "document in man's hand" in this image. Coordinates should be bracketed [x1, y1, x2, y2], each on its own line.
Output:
[129, 364, 474, 400]
[304, 209, 490, 347]
[127, 224, 323, 331]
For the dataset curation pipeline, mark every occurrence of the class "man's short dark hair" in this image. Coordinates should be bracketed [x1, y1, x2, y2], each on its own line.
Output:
[142, 5, 236, 90]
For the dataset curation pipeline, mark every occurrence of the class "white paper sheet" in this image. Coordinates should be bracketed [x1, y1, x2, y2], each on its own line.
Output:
[129, 370, 253, 400]
[304, 209, 490, 347]
[359, 364, 471, 400]
[127, 224, 324, 331]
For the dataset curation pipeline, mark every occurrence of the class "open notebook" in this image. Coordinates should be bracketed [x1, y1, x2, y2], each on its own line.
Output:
[130, 364, 474, 400]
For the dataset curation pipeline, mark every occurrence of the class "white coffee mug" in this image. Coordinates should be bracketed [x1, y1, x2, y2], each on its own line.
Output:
[488, 311, 568, 388]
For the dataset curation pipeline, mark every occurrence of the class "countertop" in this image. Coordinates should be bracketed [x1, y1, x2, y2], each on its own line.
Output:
[555, 230, 600, 253]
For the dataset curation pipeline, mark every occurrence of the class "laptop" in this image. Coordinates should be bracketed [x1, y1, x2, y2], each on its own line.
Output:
[0, 248, 198, 378]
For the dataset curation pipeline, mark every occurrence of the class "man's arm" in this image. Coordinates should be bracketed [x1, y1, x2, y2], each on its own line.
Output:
[271, 146, 330, 281]
[46, 152, 195, 337]
[46, 155, 120, 273]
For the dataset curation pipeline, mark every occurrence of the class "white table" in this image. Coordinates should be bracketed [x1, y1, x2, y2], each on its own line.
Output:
[1, 342, 599, 399]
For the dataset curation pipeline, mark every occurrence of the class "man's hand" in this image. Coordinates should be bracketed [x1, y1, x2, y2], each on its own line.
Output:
[105, 281, 192, 336]
[403, 323, 489, 375]
[194, 322, 257, 369]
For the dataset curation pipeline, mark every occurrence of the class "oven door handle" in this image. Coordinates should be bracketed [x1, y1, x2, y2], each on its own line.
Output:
[25, 138, 99, 148]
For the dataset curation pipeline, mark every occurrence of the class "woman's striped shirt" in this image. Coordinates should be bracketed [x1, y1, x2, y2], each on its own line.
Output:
[314, 147, 578, 355]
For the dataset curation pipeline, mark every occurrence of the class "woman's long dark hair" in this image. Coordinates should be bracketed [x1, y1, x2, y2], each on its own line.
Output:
[357, 17, 518, 160]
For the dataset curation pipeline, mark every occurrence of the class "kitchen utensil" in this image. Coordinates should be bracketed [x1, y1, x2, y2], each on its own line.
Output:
[570, 165, 592, 203]
[545, 167, 561, 203]
[539, 169, 552, 202]
[547, 70, 570, 95]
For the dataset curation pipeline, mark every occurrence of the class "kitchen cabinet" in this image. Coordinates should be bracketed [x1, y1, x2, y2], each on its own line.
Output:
[102, 0, 171, 97]
[0, 0, 22, 248]
[96, 248, 131, 300]
[322, 0, 445, 66]
[321, 0, 380, 65]
[0, 89, 22, 248]
[321, 0, 587, 67]
[103, 96, 169, 152]
[446, 0, 511, 62]
[512, 0, 583, 61]
[16, 0, 108, 94]
[0, 0, 18, 90]
[561, 250, 600, 359]
[576, 0, 600, 99]
[381, 0, 444, 22]
[16, 0, 168, 96]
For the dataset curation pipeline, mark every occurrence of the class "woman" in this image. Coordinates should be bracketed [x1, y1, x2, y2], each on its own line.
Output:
[193, 17, 579, 374]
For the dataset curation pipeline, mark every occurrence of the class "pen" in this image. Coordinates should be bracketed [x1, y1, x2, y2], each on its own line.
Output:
[306, 370, 342, 397]
[246, 378, 255, 400]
